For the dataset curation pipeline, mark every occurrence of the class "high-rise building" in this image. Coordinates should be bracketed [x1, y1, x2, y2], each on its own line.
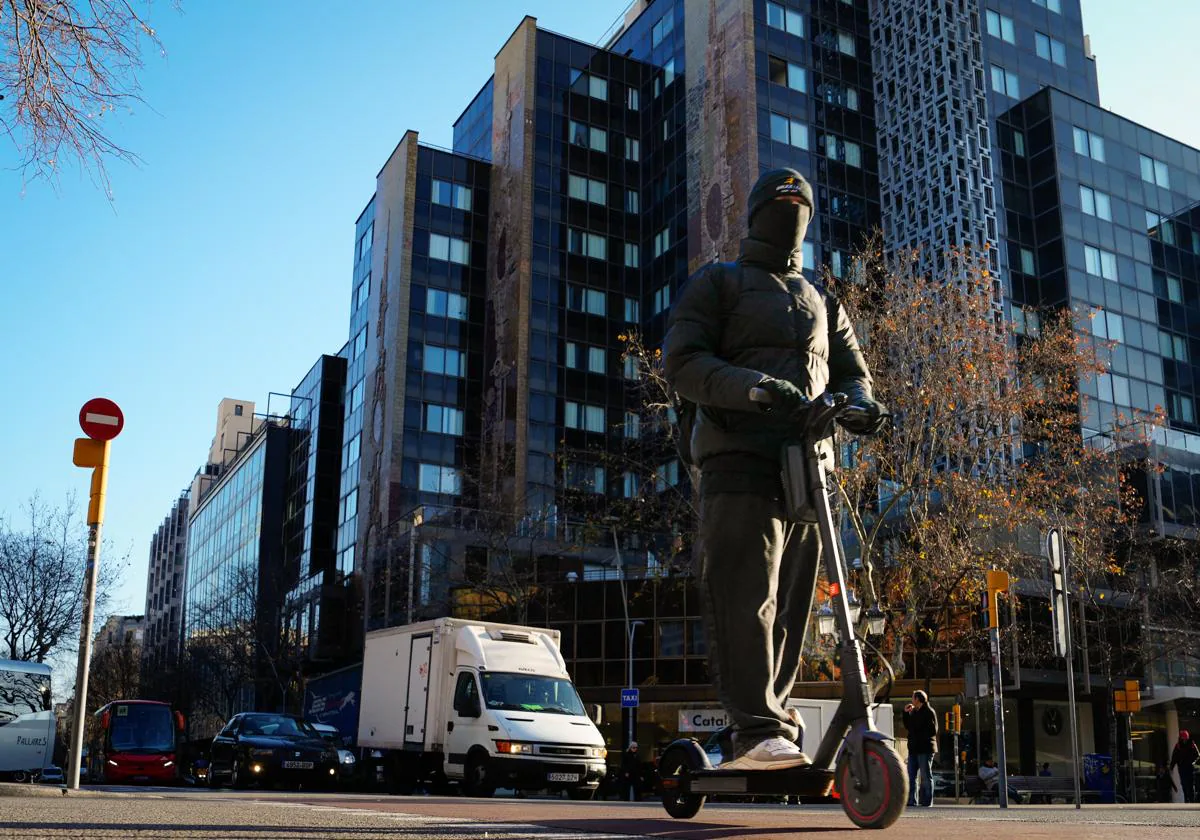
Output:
[336, 0, 1199, 768]
[142, 492, 188, 675]
[93, 615, 145, 655]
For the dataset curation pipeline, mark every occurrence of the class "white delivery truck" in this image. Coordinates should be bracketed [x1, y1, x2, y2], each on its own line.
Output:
[357, 618, 607, 798]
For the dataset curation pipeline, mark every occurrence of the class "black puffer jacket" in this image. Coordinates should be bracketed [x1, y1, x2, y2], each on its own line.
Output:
[663, 236, 873, 470]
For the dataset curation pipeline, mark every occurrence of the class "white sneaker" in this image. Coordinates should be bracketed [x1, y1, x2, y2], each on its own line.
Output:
[723, 737, 812, 771]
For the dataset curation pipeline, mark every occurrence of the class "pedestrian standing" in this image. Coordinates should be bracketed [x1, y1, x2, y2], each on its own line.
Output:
[1169, 729, 1199, 803]
[621, 741, 642, 802]
[903, 690, 938, 807]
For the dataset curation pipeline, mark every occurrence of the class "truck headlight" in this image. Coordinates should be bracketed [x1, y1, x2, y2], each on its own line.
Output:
[494, 741, 534, 755]
[587, 747, 607, 759]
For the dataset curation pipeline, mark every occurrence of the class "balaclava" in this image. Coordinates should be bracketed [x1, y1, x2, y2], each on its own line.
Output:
[747, 168, 813, 254]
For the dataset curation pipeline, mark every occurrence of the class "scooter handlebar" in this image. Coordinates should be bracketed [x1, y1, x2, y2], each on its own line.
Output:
[748, 387, 867, 416]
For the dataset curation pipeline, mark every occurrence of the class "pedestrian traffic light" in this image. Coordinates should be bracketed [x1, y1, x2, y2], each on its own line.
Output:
[953, 704, 963, 733]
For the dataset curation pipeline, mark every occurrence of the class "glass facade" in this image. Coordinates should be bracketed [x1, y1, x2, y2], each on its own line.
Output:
[453, 77, 495, 161]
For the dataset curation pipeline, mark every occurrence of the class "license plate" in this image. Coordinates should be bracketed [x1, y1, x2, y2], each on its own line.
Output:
[547, 772, 579, 782]
[282, 761, 313, 770]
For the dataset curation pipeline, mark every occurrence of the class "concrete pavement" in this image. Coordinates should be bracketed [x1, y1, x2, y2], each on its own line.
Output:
[0, 786, 1197, 839]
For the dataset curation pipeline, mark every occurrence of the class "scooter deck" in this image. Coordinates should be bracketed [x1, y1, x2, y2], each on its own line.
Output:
[671, 765, 835, 798]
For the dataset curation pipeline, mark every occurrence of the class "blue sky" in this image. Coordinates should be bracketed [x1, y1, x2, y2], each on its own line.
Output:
[0, 0, 1196, 624]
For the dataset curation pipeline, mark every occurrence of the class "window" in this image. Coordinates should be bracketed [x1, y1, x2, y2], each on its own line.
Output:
[1084, 245, 1118, 281]
[352, 328, 367, 360]
[566, 342, 605, 373]
[1012, 307, 1040, 337]
[986, 10, 1015, 43]
[423, 344, 466, 377]
[769, 112, 809, 149]
[569, 120, 607, 152]
[836, 30, 855, 56]
[1147, 212, 1178, 246]
[566, 463, 605, 494]
[418, 463, 461, 495]
[623, 355, 641, 380]
[1035, 32, 1067, 66]
[432, 179, 472, 210]
[651, 10, 675, 46]
[655, 460, 681, 491]
[624, 411, 641, 439]
[567, 284, 606, 316]
[653, 284, 672, 315]
[820, 82, 859, 110]
[624, 297, 640, 322]
[624, 189, 639, 213]
[766, 2, 803, 36]
[625, 137, 640, 161]
[568, 228, 607, 260]
[1033, 0, 1062, 13]
[823, 135, 862, 168]
[1160, 273, 1183, 303]
[1020, 247, 1036, 275]
[568, 174, 607, 205]
[625, 242, 640, 268]
[427, 288, 468, 320]
[1160, 331, 1189, 362]
[349, 380, 364, 412]
[654, 227, 672, 258]
[1090, 308, 1124, 343]
[802, 241, 814, 271]
[830, 249, 844, 278]
[990, 64, 1019, 98]
[355, 276, 370, 310]
[357, 224, 373, 259]
[565, 401, 606, 433]
[622, 472, 639, 498]
[345, 433, 361, 464]
[626, 86, 639, 110]
[570, 70, 608, 101]
[767, 56, 806, 92]
[1170, 393, 1196, 424]
[1080, 186, 1112, 221]
[429, 233, 470, 265]
[588, 346, 606, 374]
[234, 404, 244, 417]
[1098, 374, 1131, 407]
[1013, 131, 1026, 157]
[424, 404, 464, 436]
[1140, 154, 1170, 188]
[1072, 127, 1105, 162]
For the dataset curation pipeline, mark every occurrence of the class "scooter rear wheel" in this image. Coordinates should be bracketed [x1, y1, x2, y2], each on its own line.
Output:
[837, 740, 907, 829]
[657, 740, 707, 819]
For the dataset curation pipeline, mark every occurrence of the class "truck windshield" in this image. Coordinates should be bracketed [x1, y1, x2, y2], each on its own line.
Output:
[480, 672, 586, 716]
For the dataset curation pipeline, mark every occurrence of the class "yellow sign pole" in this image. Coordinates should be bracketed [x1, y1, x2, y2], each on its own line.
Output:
[67, 437, 110, 790]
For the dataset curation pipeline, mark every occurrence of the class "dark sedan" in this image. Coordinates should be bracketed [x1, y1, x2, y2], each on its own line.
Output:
[207, 713, 339, 790]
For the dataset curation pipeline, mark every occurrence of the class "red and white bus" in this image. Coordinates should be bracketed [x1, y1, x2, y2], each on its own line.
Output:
[88, 700, 184, 784]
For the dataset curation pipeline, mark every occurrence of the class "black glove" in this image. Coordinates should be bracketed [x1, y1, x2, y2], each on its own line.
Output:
[837, 397, 890, 435]
[755, 379, 810, 421]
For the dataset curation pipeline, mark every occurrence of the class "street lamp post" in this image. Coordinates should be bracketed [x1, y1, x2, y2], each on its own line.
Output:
[608, 523, 645, 803]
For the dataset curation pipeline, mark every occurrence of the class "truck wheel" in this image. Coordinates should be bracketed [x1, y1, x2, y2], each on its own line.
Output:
[837, 739, 907, 829]
[462, 755, 495, 798]
[568, 787, 596, 801]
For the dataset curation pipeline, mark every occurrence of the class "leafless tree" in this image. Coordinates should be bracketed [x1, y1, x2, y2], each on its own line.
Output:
[87, 629, 140, 712]
[0, 493, 126, 663]
[0, 0, 170, 190]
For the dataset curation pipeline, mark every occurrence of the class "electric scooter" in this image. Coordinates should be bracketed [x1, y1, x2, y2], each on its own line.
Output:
[657, 391, 908, 830]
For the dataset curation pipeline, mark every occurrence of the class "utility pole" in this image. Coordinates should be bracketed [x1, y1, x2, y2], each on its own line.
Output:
[1049, 528, 1082, 809]
[987, 569, 1010, 809]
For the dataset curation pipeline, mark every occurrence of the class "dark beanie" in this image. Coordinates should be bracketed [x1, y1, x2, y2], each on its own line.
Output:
[747, 167, 813, 225]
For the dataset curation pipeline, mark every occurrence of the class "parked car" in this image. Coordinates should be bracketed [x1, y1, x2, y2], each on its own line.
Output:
[39, 766, 64, 784]
[310, 722, 357, 785]
[207, 713, 339, 790]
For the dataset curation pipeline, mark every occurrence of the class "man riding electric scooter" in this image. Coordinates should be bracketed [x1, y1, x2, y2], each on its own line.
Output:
[664, 167, 886, 770]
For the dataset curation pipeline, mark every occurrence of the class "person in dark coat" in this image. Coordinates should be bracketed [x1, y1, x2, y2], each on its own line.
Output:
[620, 741, 642, 801]
[903, 690, 938, 806]
[1169, 729, 1199, 803]
[664, 168, 885, 771]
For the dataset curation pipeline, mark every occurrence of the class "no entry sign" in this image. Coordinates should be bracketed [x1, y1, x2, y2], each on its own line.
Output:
[79, 398, 124, 441]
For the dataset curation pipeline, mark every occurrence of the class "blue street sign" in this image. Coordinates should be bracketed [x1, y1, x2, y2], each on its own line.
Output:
[621, 688, 639, 708]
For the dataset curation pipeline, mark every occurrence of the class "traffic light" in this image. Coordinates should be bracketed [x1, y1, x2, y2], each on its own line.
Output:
[986, 569, 1010, 629]
[1115, 679, 1142, 713]
[953, 704, 963, 733]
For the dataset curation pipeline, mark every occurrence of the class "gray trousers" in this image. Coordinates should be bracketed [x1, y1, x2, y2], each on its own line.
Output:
[699, 491, 821, 752]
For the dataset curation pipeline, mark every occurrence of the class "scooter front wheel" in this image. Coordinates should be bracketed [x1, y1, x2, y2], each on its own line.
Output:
[657, 740, 708, 819]
[836, 739, 907, 829]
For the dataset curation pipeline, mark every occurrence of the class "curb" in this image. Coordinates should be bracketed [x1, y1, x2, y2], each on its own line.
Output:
[0, 782, 103, 798]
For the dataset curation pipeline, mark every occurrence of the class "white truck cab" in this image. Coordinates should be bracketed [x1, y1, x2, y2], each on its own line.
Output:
[357, 618, 606, 798]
